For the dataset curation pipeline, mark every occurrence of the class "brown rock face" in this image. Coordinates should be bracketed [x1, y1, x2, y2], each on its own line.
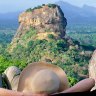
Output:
[15, 4, 67, 39]
[89, 50, 96, 90]
[8, 4, 67, 52]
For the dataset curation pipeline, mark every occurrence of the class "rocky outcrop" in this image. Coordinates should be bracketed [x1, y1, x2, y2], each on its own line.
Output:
[8, 4, 67, 52]
[89, 50, 96, 90]
[3, 66, 21, 90]
[17, 4, 67, 38]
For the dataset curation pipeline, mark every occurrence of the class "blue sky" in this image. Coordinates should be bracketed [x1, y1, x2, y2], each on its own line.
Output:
[0, 0, 96, 13]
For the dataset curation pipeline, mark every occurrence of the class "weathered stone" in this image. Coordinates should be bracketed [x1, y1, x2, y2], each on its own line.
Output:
[17, 5, 67, 37]
[89, 50, 96, 91]
[2, 66, 21, 90]
[8, 4, 67, 52]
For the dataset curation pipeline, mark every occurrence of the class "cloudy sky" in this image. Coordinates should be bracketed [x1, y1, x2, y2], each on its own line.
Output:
[0, 0, 96, 13]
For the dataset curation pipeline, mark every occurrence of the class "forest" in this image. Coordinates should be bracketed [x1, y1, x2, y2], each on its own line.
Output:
[67, 24, 96, 47]
[0, 23, 96, 86]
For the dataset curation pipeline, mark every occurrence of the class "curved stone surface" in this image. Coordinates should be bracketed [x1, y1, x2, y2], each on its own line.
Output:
[89, 50, 96, 90]
[3, 66, 21, 90]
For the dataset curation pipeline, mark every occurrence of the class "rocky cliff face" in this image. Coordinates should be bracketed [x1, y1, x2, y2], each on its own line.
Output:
[18, 5, 67, 36]
[9, 4, 67, 52]
[89, 50, 96, 90]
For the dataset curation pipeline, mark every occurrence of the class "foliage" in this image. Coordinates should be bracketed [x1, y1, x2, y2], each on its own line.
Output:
[0, 30, 15, 45]
[26, 4, 57, 12]
[0, 54, 27, 73]
[42, 4, 45, 6]
[67, 24, 96, 48]
[47, 4, 57, 8]
[33, 6, 42, 10]
[26, 5, 43, 12]
[45, 28, 52, 32]
[8, 36, 91, 86]
[47, 34, 55, 39]
[26, 8, 33, 12]
[0, 24, 96, 86]
[68, 76, 78, 87]
[21, 27, 37, 40]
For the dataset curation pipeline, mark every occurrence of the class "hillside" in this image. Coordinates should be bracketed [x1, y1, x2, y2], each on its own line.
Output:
[0, 4, 95, 86]
[55, 1, 96, 24]
[8, 4, 67, 52]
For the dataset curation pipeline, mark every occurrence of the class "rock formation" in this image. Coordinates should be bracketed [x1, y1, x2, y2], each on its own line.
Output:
[17, 4, 67, 38]
[8, 4, 67, 52]
[6, 4, 93, 82]
[89, 50, 96, 91]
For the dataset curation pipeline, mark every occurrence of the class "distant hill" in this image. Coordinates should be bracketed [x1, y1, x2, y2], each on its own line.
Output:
[0, 12, 20, 28]
[0, 1, 96, 25]
[0, 12, 20, 19]
[55, 1, 96, 24]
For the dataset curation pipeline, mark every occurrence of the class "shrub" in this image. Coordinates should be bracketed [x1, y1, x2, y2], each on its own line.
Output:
[26, 8, 33, 12]
[22, 27, 37, 40]
[26, 6, 42, 12]
[42, 4, 45, 6]
[48, 4, 57, 8]
[68, 76, 78, 86]
[33, 6, 42, 10]
[47, 34, 55, 39]
[27, 40, 34, 48]
[45, 28, 51, 32]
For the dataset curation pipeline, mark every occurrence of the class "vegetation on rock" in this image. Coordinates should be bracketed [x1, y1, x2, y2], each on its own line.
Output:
[0, 4, 96, 86]
[0, 28, 91, 86]
[26, 4, 57, 12]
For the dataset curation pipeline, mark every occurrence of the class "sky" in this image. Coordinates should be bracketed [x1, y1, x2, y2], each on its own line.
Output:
[0, 0, 96, 13]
